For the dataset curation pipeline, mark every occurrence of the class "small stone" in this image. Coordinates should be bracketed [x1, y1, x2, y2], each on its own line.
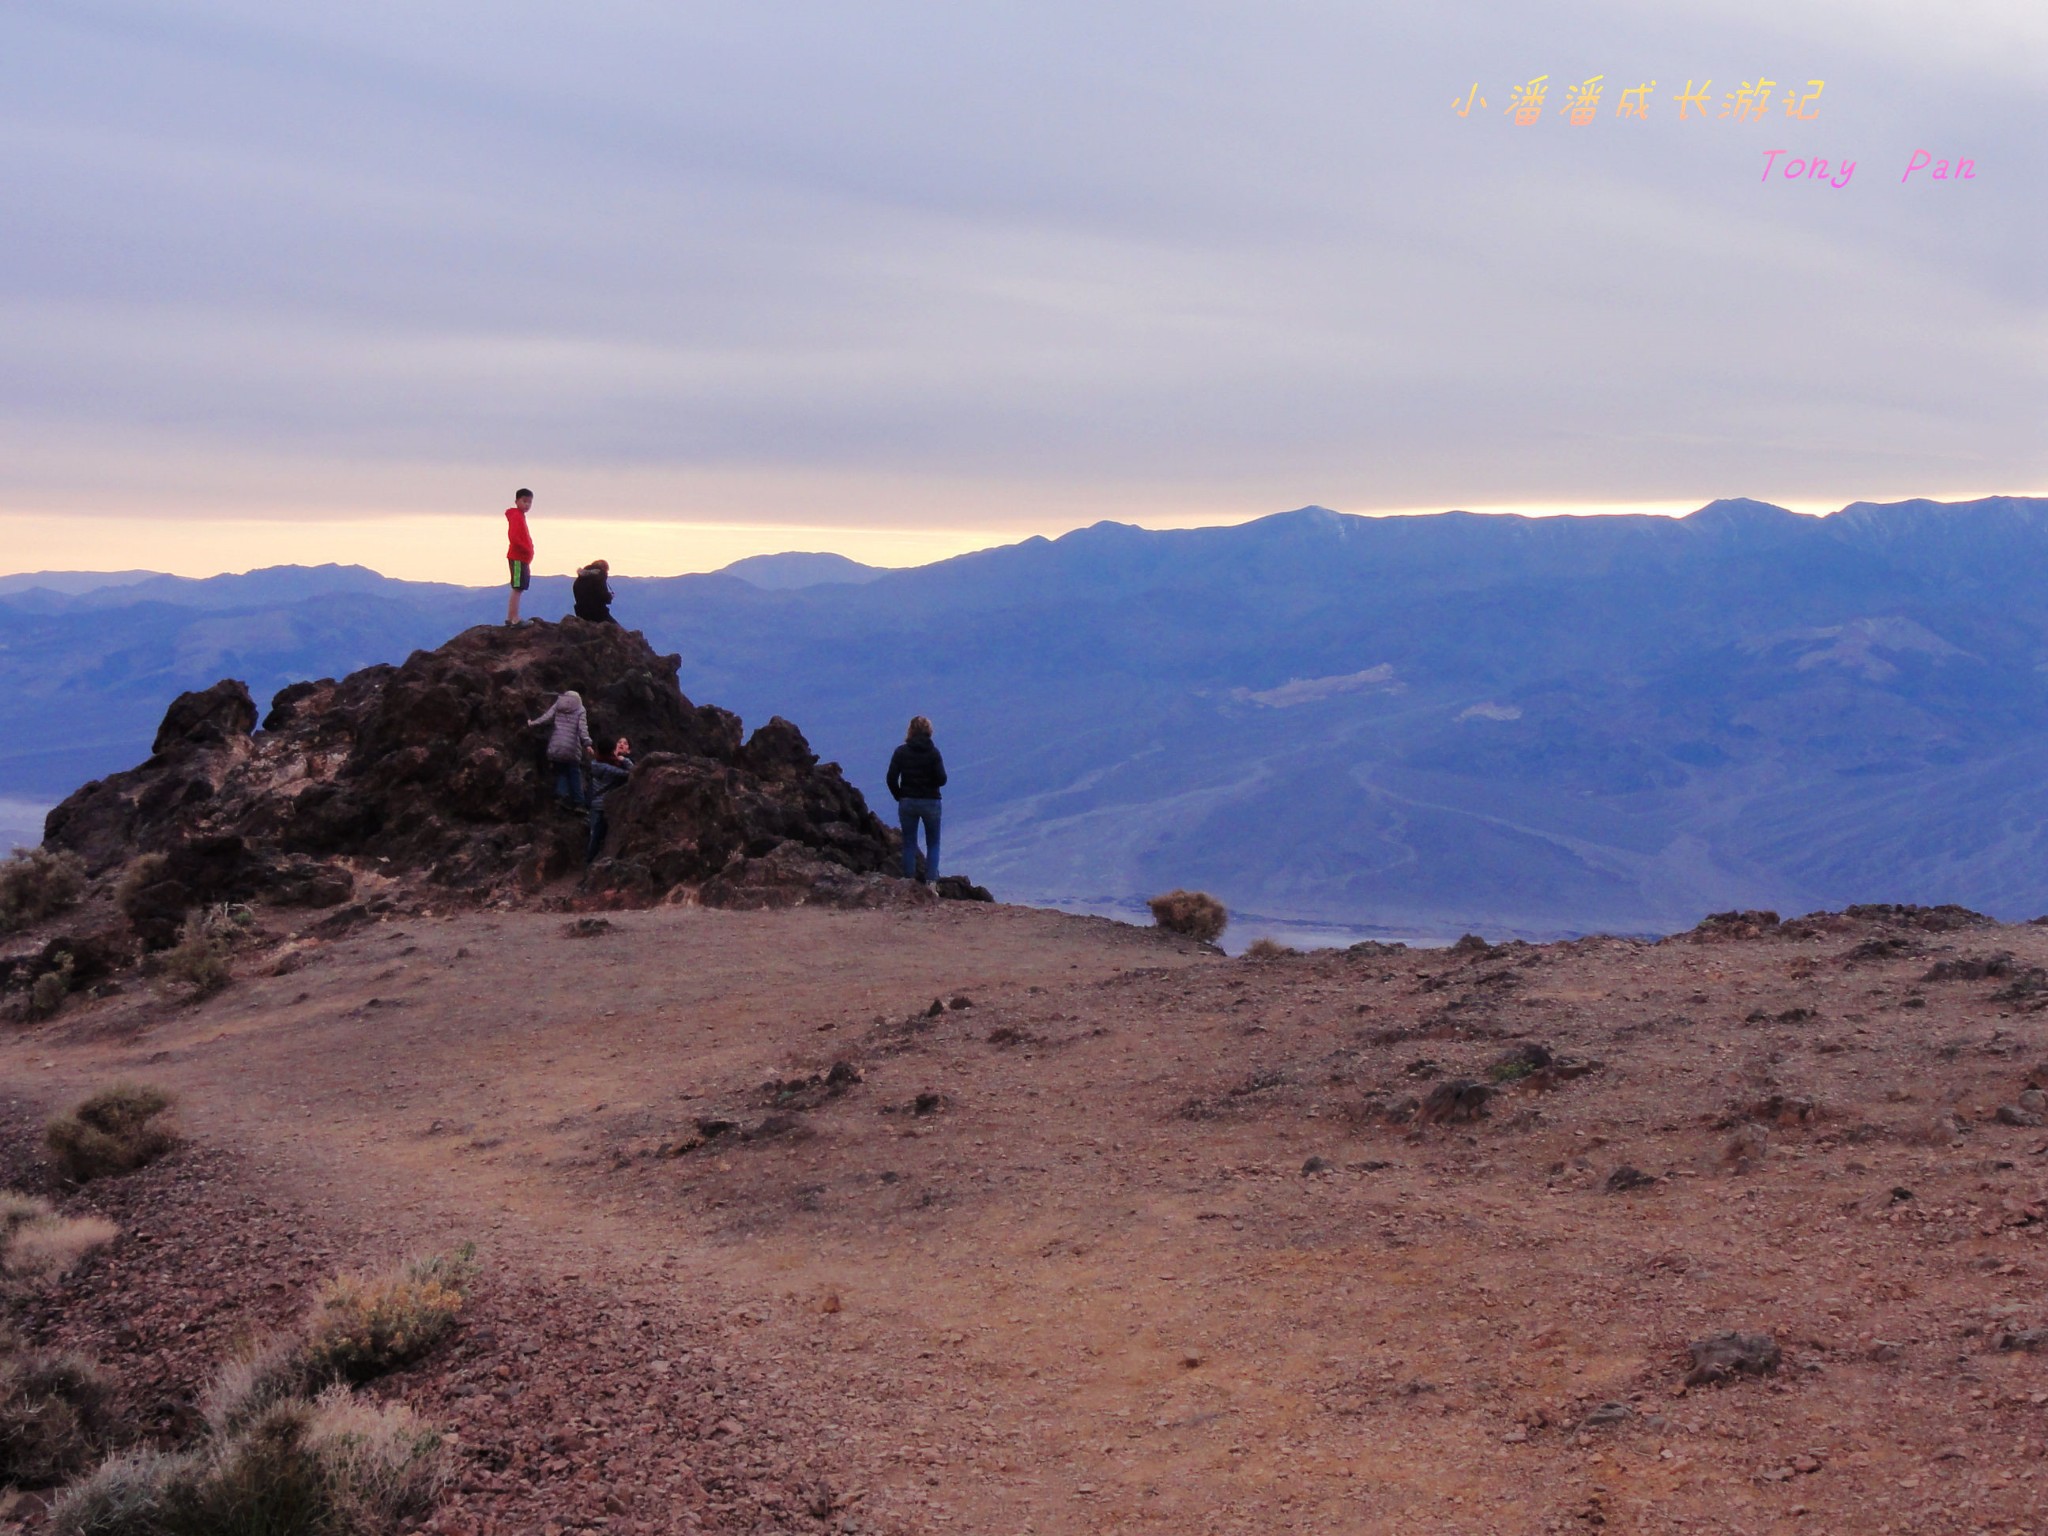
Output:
[1301, 1156, 1333, 1175]
[1996, 1103, 2044, 1128]
[819, 1292, 842, 1314]
[1722, 1124, 1769, 1171]
[1502, 1427, 1529, 1444]
[1685, 1331, 1780, 1387]
[1606, 1165, 1658, 1193]
[1578, 1401, 1635, 1428]
[1180, 1352, 1204, 1369]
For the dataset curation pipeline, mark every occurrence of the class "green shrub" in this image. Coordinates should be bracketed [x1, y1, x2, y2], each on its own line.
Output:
[0, 846, 86, 933]
[0, 1342, 114, 1486]
[46, 1084, 178, 1184]
[1147, 888, 1228, 943]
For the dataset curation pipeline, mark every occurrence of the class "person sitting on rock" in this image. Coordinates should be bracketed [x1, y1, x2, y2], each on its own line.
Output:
[572, 559, 615, 624]
[886, 715, 947, 884]
[586, 736, 633, 865]
[529, 689, 593, 809]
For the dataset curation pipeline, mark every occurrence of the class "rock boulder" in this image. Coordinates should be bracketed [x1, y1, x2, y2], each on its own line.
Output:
[46, 619, 902, 921]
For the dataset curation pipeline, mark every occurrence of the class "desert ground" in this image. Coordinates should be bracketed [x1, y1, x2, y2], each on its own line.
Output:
[6, 896, 2048, 1535]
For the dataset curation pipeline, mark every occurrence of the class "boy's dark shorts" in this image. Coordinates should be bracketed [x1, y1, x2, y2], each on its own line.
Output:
[508, 559, 531, 591]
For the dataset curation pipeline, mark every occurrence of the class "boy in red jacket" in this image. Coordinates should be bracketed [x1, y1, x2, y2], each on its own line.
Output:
[505, 488, 535, 625]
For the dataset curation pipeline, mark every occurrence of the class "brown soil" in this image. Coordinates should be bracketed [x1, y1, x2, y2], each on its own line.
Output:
[6, 901, 2048, 1534]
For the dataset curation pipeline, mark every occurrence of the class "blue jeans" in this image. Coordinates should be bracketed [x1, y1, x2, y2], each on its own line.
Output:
[552, 760, 587, 809]
[898, 797, 941, 881]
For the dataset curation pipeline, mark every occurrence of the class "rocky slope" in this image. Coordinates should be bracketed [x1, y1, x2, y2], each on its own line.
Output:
[41, 619, 912, 940]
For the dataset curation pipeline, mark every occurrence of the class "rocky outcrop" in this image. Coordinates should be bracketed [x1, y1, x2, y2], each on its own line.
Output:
[45, 620, 903, 931]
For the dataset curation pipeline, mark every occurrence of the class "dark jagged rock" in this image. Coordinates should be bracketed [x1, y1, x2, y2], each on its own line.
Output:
[45, 620, 904, 922]
[151, 679, 258, 756]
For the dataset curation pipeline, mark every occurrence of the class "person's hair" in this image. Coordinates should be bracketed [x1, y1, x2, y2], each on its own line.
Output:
[588, 558, 608, 573]
[907, 715, 933, 741]
[515, 488, 533, 501]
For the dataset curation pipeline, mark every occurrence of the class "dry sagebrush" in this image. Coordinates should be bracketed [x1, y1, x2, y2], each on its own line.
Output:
[0, 846, 86, 933]
[1147, 888, 1229, 944]
[48, 1249, 474, 1534]
[48, 1388, 446, 1536]
[300, 1249, 476, 1385]
[46, 1084, 178, 1184]
[161, 906, 242, 1000]
[0, 1336, 114, 1487]
[1, 1194, 118, 1283]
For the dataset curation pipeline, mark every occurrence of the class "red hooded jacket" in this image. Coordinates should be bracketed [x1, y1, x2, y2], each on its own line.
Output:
[506, 505, 534, 562]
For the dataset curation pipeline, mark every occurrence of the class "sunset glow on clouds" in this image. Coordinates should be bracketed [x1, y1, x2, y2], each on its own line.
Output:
[2, 1, 2039, 579]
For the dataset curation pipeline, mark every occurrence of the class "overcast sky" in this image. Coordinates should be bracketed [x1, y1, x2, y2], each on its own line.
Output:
[2, 0, 2041, 578]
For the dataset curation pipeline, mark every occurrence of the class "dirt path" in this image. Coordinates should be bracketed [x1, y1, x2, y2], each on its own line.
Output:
[10, 901, 2048, 1534]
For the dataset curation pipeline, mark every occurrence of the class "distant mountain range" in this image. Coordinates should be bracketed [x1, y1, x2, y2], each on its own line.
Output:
[7, 496, 2048, 940]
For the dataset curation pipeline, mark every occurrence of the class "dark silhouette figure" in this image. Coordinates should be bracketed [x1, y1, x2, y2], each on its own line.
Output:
[886, 714, 946, 883]
[572, 559, 615, 624]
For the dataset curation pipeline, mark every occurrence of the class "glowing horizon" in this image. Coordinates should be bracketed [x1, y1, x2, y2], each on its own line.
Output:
[5, 485, 2041, 585]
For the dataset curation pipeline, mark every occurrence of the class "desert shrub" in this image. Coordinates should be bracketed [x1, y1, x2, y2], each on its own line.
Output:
[1147, 889, 1228, 944]
[28, 951, 76, 1020]
[48, 1390, 445, 1536]
[3, 1208, 118, 1283]
[161, 907, 238, 1000]
[45, 1448, 184, 1533]
[112, 853, 170, 919]
[303, 1386, 448, 1526]
[299, 1248, 475, 1386]
[0, 1189, 50, 1237]
[202, 1335, 312, 1437]
[0, 1343, 114, 1486]
[46, 1084, 178, 1184]
[0, 1192, 114, 1287]
[1243, 937, 1296, 960]
[0, 846, 87, 933]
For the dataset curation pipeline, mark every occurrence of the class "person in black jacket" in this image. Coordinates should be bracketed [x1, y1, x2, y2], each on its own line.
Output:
[585, 736, 633, 865]
[885, 715, 947, 883]
[572, 559, 615, 624]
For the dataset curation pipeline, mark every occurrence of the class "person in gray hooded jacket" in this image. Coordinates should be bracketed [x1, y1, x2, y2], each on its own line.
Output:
[529, 689, 593, 808]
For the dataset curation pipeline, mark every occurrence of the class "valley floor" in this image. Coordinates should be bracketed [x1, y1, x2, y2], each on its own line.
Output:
[6, 898, 2048, 1534]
